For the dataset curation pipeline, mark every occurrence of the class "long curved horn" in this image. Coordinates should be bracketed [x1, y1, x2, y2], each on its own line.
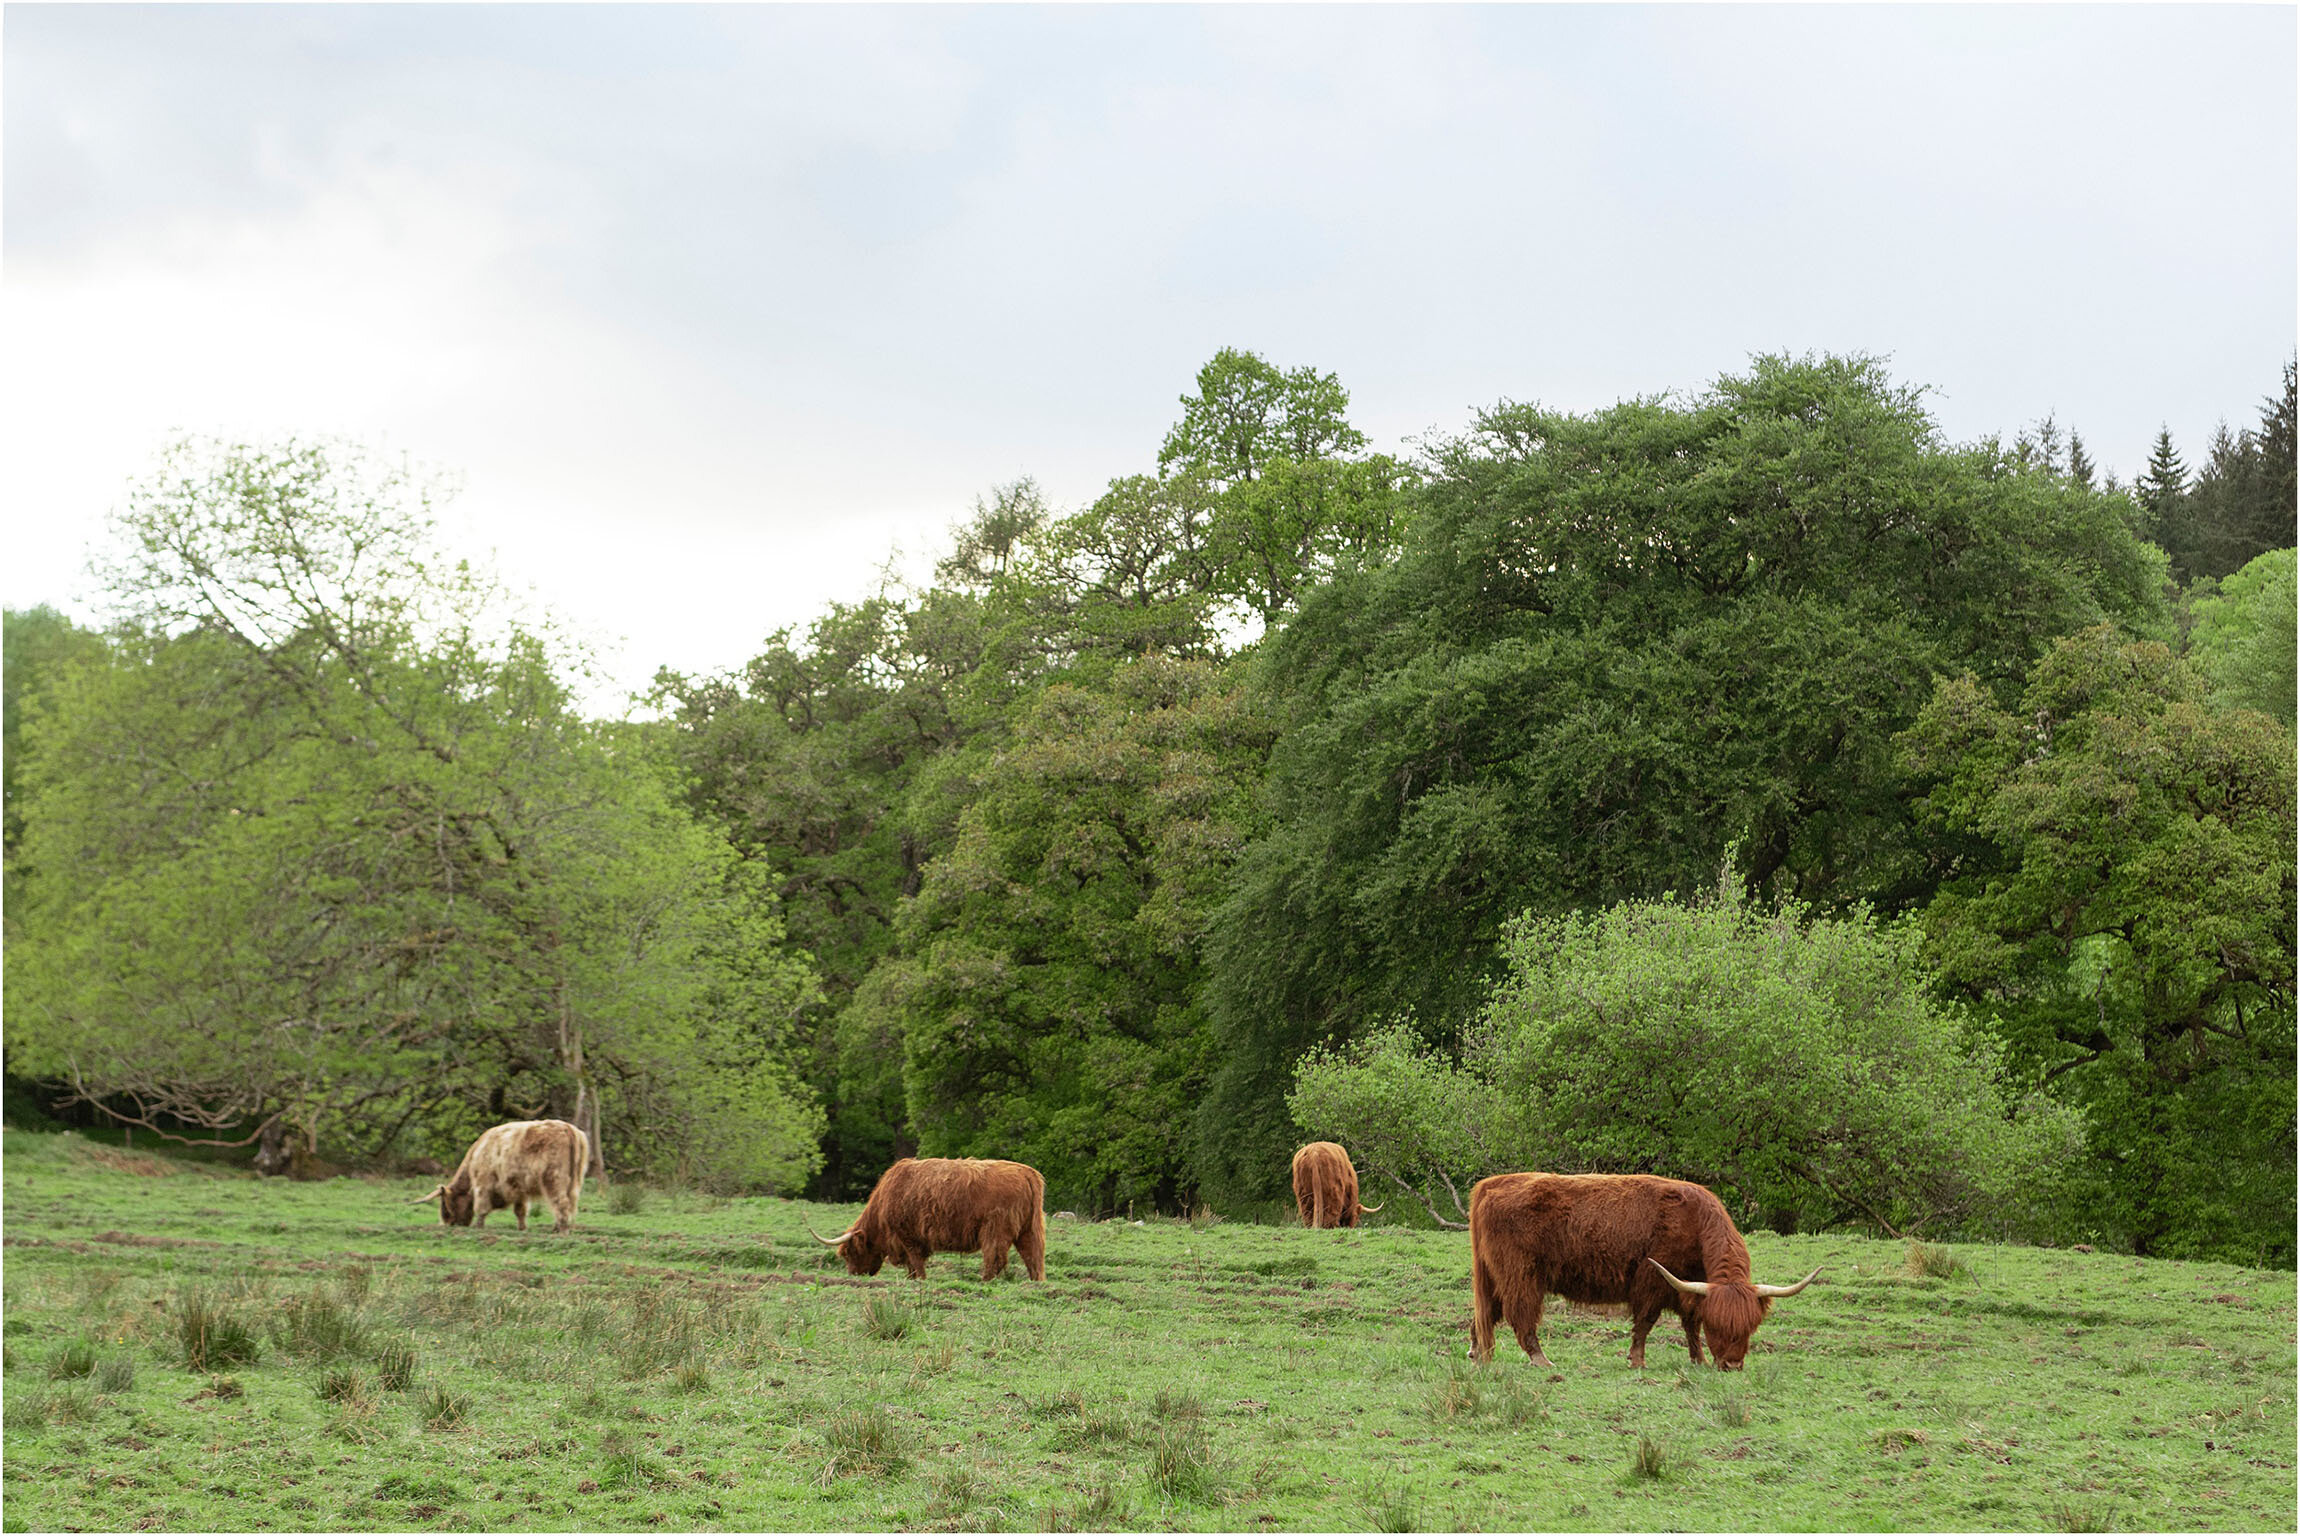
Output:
[803, 1221, 854, 1246]
[1648, 1258, 1711, 1296]
[1357, 1202, 1384, 1214]
[409, 1185, 445, 1205]
[1753, 1267, 1823, 1299]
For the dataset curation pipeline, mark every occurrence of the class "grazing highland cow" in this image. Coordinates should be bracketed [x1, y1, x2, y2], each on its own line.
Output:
[413, 1119, 588, 1233]
[1469, 1172, 1819, 1369]
[1291, 1141, 1383, 1228]
[810, 1157, 1047, 1280]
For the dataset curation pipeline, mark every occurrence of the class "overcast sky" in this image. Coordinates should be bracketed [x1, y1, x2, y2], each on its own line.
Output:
[5, 4, 2294, 708]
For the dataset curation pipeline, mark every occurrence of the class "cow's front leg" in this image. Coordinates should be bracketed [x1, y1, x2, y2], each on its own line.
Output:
[905, 1250, 930, 1280]
[514, 1198, 529, 1231]
[1628, 1301, 1667, 1368]
[1680, 1307, 1707, 1366]
[1505, 1286, 1551, 1367]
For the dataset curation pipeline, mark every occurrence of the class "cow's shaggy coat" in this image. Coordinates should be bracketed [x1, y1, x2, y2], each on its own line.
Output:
[416, 1119, 588, 1233]
[1468, 1172, 1818, 1369]
[1291, 1142, 1382, 1228]
[818, 1157, 1047, 1281]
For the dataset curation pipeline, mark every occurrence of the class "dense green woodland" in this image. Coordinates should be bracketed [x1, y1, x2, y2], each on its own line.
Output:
[6, 351, 2294, 1266]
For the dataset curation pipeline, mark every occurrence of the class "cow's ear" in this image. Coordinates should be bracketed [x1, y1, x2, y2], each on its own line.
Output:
[409, 1185, 446, 1205]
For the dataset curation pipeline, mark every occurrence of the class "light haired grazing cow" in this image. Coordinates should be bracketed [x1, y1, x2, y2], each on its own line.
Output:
[414, 1119, 588, 1233]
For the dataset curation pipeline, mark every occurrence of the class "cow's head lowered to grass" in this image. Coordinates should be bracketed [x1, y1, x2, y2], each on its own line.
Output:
[1646, 1258, 1820, 1369]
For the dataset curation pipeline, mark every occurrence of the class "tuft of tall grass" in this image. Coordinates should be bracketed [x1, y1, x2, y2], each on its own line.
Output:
[1073, 1482, 1127, 1527]
[607, 1183, 647, 1216]
[817, 1404, 910, 1481]
[274, 1290, 369, 1360]
[318, 1367, 369, 1404]
[931, 1461, 985, 1517]
[860, 1291, 922, 1342]
[674, 1359, 712, 1394]
[95, 1353, 136, 1395]
[1144, 1416, 1218, 1501]
[422, 1383, 471, 1431]
[175, 1291, 261, 1371]
[613, 1291, 701, 1380]
[1425, 1359, 1483, 1422]
[4, 1389, 53, 1433]
[1627, 1432, 1668, 1481]
[2053, 1502, 2115, 1533]
[1363, 1480, 1422, 1533]
[1906, 1239, 1965, 1280]
[1148, 1387, 1203, 1423]
[46, 1339, 97, 1380]
[375, 1341, 417, 1393]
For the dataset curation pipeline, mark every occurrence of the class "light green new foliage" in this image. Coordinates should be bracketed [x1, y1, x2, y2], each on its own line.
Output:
[1, 1128, 2292, 1533]
[1293, 873, 2081, 1237]
[3, 438, 823, 1190]
[2186, 547, 2297, 729]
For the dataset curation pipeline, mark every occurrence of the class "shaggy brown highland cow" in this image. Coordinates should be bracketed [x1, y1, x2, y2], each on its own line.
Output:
[811, 1157, 1047, 1280]
[1468, 1172, 1819, 1369]
[413, 1119, 588, 1233]
[1291, 1141, 1383, 1228]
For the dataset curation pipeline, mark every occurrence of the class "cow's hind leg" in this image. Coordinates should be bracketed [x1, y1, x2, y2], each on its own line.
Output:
[1471, 1253, 1502, 1362]
[1018, 1209, 1046, 1281]
[981, 1221, 1019, 1281]
[514, 1197, 529, 1231]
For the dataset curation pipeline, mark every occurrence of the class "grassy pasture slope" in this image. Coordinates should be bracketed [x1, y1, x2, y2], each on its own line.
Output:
[1, 1130, 2292, 1532]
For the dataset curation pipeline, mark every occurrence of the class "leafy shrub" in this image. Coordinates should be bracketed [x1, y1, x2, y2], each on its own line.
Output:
[1294, 877, 2083, 1237]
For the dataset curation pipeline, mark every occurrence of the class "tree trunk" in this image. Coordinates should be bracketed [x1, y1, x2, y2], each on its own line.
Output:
[573, 1080, 606, 1184]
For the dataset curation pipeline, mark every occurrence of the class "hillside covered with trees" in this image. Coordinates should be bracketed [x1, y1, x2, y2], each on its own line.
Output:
[6, 351, 2293, 1266]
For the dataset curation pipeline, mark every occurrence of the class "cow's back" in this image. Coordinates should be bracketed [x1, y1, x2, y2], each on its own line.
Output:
[873, 1158, 1040, 1246]
[464, 1119, 584, 1199]
[1471, 1172, 1712, 1303]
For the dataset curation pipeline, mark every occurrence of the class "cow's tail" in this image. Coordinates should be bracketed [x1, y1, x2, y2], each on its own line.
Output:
[569, 1125, 589, 1197]
[1314, 1180, 1329, 1230]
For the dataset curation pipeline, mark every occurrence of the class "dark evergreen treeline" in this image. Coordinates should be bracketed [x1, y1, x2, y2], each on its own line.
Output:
[5, 350, 2292, 1264]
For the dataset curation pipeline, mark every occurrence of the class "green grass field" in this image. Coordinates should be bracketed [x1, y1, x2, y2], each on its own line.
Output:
[2, 1129, 2292, 1532]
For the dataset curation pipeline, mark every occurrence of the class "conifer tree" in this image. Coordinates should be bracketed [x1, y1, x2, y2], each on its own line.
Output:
[2067, 430, 2096, 489]
[2138, 427, 2197, 581]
